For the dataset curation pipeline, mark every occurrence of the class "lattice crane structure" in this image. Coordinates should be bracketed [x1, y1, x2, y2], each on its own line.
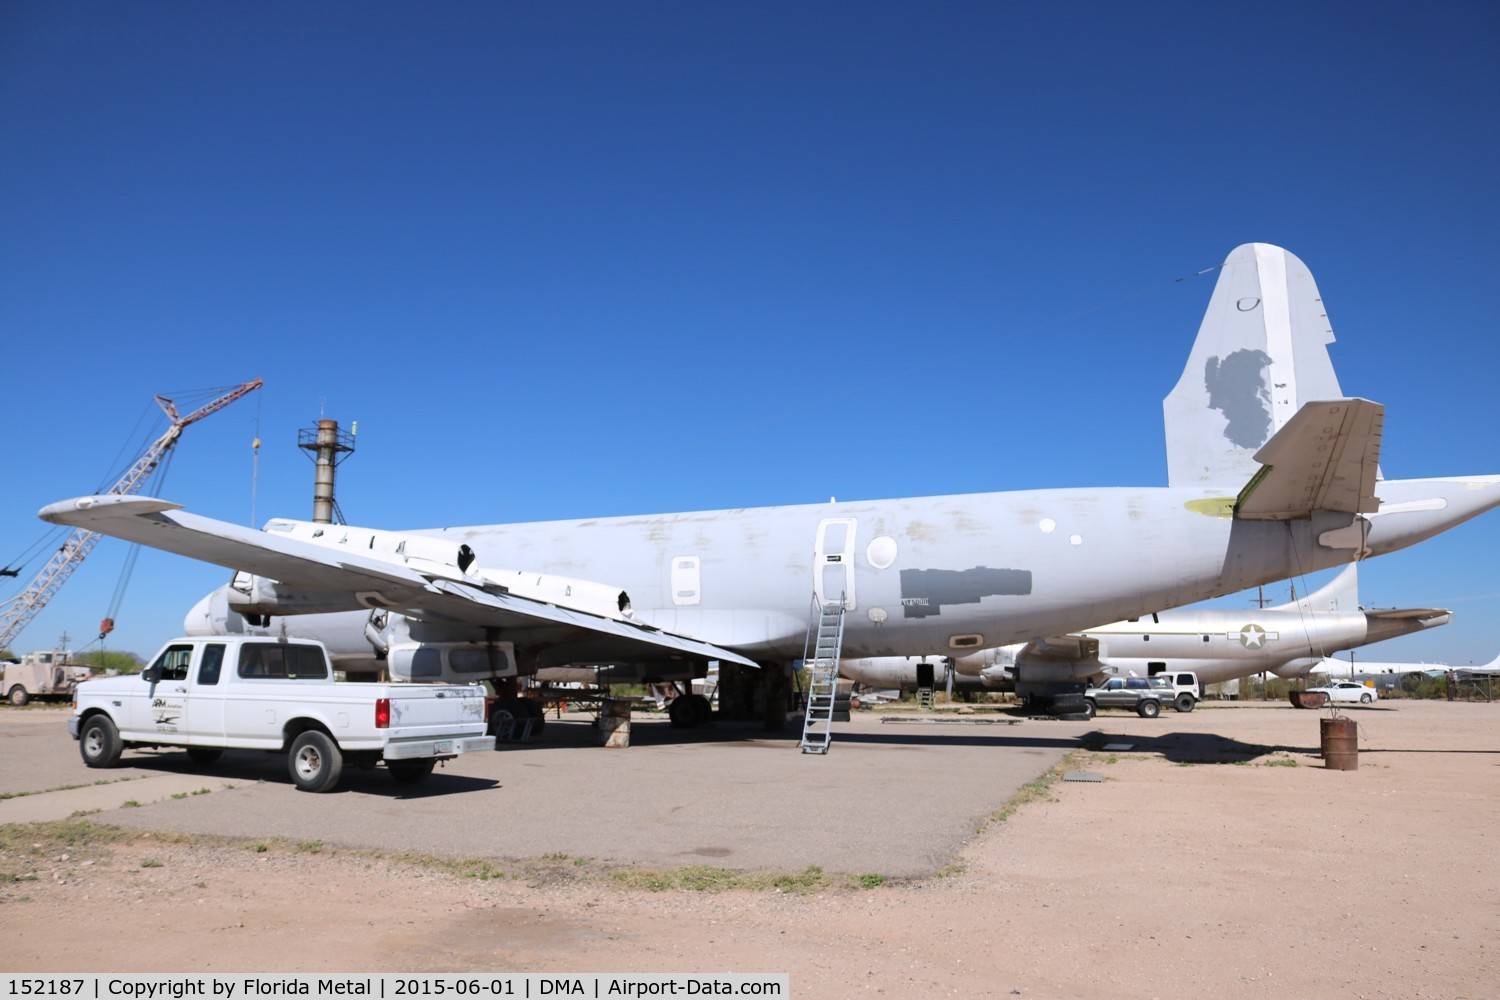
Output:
[0, 379, 262, 650]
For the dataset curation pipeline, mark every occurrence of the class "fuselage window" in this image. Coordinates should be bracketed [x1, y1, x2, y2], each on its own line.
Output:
[671, 556, 701, 607]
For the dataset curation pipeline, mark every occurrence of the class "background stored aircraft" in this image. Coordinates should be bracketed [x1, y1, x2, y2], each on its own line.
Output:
[841, 564, 1451, 695]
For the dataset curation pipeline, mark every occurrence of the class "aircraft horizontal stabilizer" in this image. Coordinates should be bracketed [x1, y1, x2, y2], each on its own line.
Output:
[38, 495, 758, 669]
[1234, 399, 1384, 520]
[1365, 608, 1451, 623]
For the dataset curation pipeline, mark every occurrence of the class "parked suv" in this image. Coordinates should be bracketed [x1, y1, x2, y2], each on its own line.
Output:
[1152, 670, 1202, 713]
[1083, 676, 1169, 718]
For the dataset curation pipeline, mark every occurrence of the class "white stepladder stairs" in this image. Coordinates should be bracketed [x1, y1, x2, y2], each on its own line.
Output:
[799, 594, 848, 754]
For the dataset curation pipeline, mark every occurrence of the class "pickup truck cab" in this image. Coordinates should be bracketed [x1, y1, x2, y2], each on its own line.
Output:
[69, 636, 493, 792]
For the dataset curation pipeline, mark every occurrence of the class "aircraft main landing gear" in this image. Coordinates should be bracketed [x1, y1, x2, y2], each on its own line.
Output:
[668, 693, 713, 728]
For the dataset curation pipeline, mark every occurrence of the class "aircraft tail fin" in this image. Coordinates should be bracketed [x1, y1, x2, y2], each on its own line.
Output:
[1470, 650, 1500, 674]
[1272, 563, 1360, 614]
[1164, 243, 1351, 489]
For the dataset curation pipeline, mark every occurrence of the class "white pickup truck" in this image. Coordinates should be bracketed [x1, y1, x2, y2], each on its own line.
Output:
[68, 636, 494, 792]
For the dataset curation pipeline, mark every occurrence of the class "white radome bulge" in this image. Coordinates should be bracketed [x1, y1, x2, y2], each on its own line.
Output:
[866, 535, 898, 570]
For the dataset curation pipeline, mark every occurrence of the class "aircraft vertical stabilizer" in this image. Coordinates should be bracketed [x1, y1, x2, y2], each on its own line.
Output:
[1273, 563, 1360, 614]
[1164, 243, 1348, 489]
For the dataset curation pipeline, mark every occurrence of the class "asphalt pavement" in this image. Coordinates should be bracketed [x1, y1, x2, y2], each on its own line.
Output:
[0, 706, 1085, 877]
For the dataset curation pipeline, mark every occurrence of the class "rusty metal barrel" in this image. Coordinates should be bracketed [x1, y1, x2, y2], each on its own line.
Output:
[1320, 716, 1359, 770]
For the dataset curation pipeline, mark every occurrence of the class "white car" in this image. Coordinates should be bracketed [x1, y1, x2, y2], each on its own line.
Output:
[1307, 681, 1378, 704]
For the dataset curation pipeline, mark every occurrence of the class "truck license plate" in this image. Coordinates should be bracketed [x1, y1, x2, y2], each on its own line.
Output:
[433, 740, 453, 754]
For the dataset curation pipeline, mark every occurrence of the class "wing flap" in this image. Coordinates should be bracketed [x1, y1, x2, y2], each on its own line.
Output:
[423, 581, 759, 667]
[1234, 399, 1384, 520]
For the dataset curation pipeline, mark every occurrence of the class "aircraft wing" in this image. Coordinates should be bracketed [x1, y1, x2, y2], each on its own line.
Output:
[38, 495, 760, 668]
[1234, 399, 1384, 520]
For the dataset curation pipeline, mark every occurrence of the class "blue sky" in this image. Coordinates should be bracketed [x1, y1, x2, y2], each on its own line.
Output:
[2, 2, 1497, 665]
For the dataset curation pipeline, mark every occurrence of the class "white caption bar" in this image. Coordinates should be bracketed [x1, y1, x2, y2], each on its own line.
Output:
[1, 975, 789, 1000]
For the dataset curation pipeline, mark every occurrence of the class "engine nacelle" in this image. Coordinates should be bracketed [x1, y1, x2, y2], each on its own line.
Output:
[226, 571, 372, 615]
[387, 641, 517, 682]
[1271, 656, 1324, 679]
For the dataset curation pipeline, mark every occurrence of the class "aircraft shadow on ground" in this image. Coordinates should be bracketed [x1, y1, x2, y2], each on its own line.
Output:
[117, 749, 500, 797]
[1082, 730, 1315, 764]
[490, 716, 806, 751]
[1082, 728, 1500, 763]
[495, 717, 1084, 751]
[829, 731, 1084, 750]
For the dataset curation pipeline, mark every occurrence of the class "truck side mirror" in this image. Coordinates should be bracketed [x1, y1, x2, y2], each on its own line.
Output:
[141, 665, 160, 684]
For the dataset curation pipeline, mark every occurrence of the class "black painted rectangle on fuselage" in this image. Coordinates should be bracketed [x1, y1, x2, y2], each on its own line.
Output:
[898, 567, 1032, 619]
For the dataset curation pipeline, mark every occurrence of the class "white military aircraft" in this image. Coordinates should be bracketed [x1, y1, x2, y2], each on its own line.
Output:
[839, 563, 1452, 694]
[1307, 648, 1500, 681]
[39, 243, 1500, 731]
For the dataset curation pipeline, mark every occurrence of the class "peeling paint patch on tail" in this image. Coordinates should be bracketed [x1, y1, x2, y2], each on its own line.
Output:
[1204, 348, 1273, 449]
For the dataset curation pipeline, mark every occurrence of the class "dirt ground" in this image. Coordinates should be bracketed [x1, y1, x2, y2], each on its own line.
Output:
[3, 700, 1496, 999]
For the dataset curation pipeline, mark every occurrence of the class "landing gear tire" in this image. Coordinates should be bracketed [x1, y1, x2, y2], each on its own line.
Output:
[79, 715, 123, 768]
[186, 747, 223, 765]
[8, 685, 29, 707]
[1138, 699, 1162, 719]
[387, 758, 436, 784]
[1174, 694, 1196, 713]
[669, 694, 712, 728]
[489, 697, 544, 738]
[289, 730, 343, 792]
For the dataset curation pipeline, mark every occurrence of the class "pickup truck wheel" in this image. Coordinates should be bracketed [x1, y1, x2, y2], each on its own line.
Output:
[1082, 699, 1096, 719]
[1174, 694, 1196, 713]
[289, 731, 343, 792]
[80, 715, 123, 768]
[8, 685, 29, 707]
[1138, 699, 1162, 719]
[186, 747, 223, 765]
[388, 759, 436, 784]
